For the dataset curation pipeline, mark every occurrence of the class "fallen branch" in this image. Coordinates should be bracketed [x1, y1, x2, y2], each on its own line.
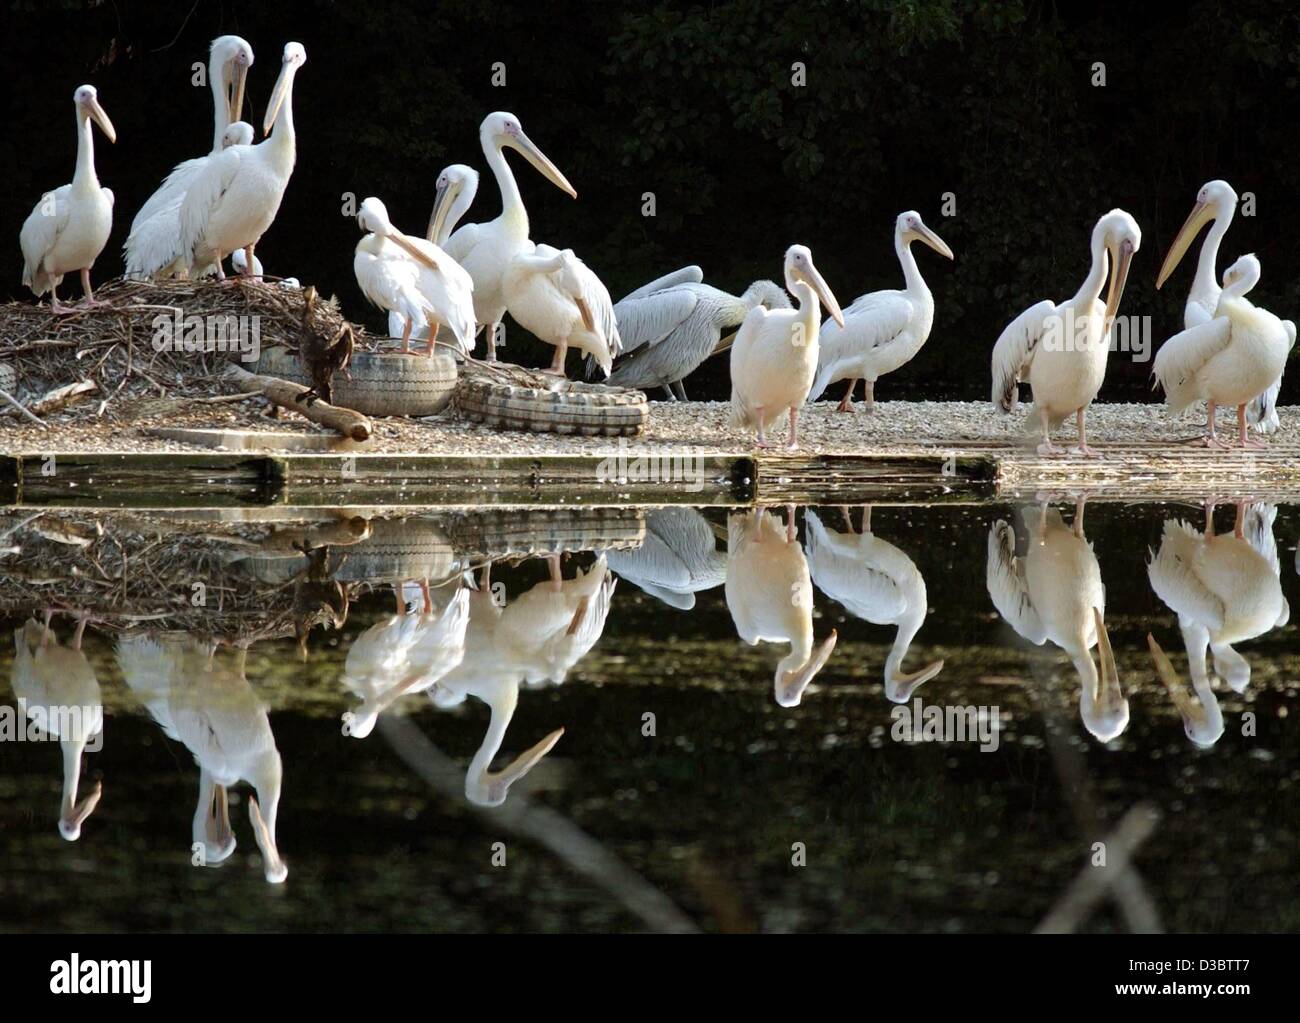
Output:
[4, 379, 99, 420]
[225, 363, 372, 441]
[0, 385, 46, 427]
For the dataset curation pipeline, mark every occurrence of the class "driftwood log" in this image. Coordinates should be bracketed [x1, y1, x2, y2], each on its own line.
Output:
[225, 364, 372, 441]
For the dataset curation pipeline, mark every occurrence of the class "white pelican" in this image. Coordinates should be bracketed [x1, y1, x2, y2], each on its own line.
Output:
[19, 85, 116, 312]
[603, 271, 790, 399]
[1152, 254, 1291, 449]
[729, 246, 845, 449]
[1155, 179, 1295, 434]
[804, 508, 943, 703]
[725, 507, 838, 707]
[339, 583, 427, 738]
[990, 210, 1140, 456]
[986, 501, 1129, 742]
[810, 211, 954, 412]
[430, 568, 565, 807]
[178, 42, 306, 281]
[232, 245, 299, 287]
[606, 507, 727, 609]
[117, 634, 288, 883]
[123, 35, 253, 278]
[429, 112, 577, 361]
[502, 243, 620, 376]
[354, 196, 476, 356]
[10, 614, 103, 840]
[1147, 500, 1288, 699]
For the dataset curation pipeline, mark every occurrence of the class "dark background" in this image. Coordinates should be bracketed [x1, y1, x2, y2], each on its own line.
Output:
[3, 0, 1298, 401]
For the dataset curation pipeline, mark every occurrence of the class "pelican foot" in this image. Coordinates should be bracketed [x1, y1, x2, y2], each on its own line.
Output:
[1236, 436, 1269, 451]
[836, 398, 856, 413]
[1069, 444, 1101, 459]
[77, 297, 110, 310]
[1035, 441, 1065, 456]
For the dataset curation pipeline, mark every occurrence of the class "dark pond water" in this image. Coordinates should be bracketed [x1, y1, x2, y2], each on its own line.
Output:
[1, 500, 1297, 933]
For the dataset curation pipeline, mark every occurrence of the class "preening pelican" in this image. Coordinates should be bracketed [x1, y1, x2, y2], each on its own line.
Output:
[606, 507, 727, 609]
[10, 614, 103, 840]
[991, 210, 1140, 457]
[1155, 179, 1295, 434]
[502, 243, 620, 375]
[20, 85, 116, 312]
[805, 508, 942, 703]
[117, 634, 288, 883]
[178, 42, 306, 281]
[1152, 254, 1291, 449]
[730, 245, 845, 449]
[1147, 500, 1288, 706]
[603, 270, 790, 399]
[725, 507, 838, 707]
[986, 501, 1129, 742]
[354, 196, 476, 355]
[430, 112, 577, 361]
[123, 36, 253, 278]
[810, 211, 953, 412]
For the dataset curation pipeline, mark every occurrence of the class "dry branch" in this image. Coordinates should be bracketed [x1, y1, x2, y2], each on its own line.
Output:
[225, 364, 372, 441]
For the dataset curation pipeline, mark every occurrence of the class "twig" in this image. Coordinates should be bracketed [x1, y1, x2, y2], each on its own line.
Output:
[0, 385, 46, 427]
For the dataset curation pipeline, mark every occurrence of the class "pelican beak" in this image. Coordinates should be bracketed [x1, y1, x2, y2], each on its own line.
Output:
[778, 630, 838, 707]
[1103, 237, 1135, 329]
[389, 232, 441, 272]
[1093, 608, 1121, 695]
[249, 795, 288, 884]
[887, 659, 945, 703]
[228, 61, 248, 125]
[206, 782, 234, 855]
[1147, 634, 1204, 727]
[59, 780, 102, 841]
[797, 261, 845, 327]
[426, 178, 459, 244]
[1156, 200, 1215, 290]
[262, 58, 295, 138]
[87, 96, 116, 144]
[483, 727, 565, 806]
[914, 223, 954, 260]
[508, 129, 578, 199]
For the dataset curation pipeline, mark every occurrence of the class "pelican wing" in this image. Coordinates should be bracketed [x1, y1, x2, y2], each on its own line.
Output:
[612, 285, 702, 354]
[177, 146, 247, 268]
[19, 185, 73, 292]
[990, 299, 1057, 413]
[1148, 520, 1226, 630]
[811, 292, 915, 400]
[573, 259, 621, 356]
[124, 156, 211, 277]
[618, 265, 703, 303]
[1243, 502, 1282, 576]
[986, 521, 1048, 644]
[1152, 318, 1232, 412]
[804, 510, 907, 621]
[354, 237, 428, 327]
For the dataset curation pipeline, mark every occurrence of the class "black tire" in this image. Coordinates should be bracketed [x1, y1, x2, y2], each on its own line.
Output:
[256, 346, 458, 417]
[455, 375, 648, 437]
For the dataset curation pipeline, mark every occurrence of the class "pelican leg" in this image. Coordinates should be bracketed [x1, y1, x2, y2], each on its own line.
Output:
[77, 268, 107, 309]
[1188, 400, 1232, 449]
[1070, 407, 1100, 458]
[242, 245, 260, 280]
[754, 407, 772, 449]
[671, 380, 689, 401]
[547, 554, 563, 591]
[50, 280, 75, 316]
[1235, 404, 1268, 449]
[1234, 500, 1247, 540]
[786, 504, 797, 544]
[420, 579, 433, 613]
[546, 339, 569, 375]
[861, 505, 872, 534]
[1073, 495, 1087, 538]
[399, 317, 413, 355]
[785, 406, 800, 451]
[1203, 497, 1219, 540]
[837, 378, 858, 413]
[72, 613, 88, 651]
[485, 320, 501, 362]
[1035, 409, 1064, 456]
[864, 379, 875, 415]
[661, 385, 676, 401]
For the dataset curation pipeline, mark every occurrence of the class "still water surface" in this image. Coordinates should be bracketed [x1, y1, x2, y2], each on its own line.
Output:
[1, 500, 1297, 932]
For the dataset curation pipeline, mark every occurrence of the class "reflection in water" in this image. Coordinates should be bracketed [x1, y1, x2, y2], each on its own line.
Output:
[726, 507, 838, 707]
[805, 506, 943, 703]
[986, 499, 1130, 742]
[606, 508, 727, 610]
[1147, 501, 1290, 747]
[117, 635, 288, 883]
[10, 614, 103, 840]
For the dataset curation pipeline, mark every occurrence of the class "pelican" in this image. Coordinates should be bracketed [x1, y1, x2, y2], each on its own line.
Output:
[430, 567, 565, 807]
[178, 42, 306, 281]
[1147, 500, 1288, 700]
[990, 210, 1140, 457]
[502, 243, 620, 375]
[1155, 179, 1295, 434]
[19, 85, 116, 312]
[725, 507, 838, 707]
[117, 634, 288, 883]
[810, 211, 954, 412]
[603, 270, 790, 399]
[10, 614, 103, 840]
[804, 508, 943, 703]
[605, 507, 727, 609]
[354, 196, 476, 356]
[338, 583, 428, 738]
[123, 36, 253, 278]
[429, 112, 577, 361]
[232, 246, 299, 287]
[1152, 254, 1291, 449]
[986, 501, 1129, 742]
[729, 246, 845, 450]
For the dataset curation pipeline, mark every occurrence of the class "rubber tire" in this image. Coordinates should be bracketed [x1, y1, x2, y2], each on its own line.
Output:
[456, 376, 648, 437]
[256, 346, 457, 417]
[448, 507, 646, 558]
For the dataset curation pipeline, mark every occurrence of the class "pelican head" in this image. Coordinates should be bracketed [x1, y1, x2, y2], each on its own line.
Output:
[359, 196, 441, 272]
[73, 85, 115, 143]
[211, 35, 253, 124]
[58, 775, 103, 842]
[481, 111, 577, 199]
[191, 771, 237, 864]
[1093, 209, 1141, 327]
[1077, 608, 1131, 742]
[741, 279, 792, 312]
[1156, 179, 1238, 289]
[1220, 252, 1261, 299]
[262, 42, 306, 137]
[1148, 635, 1225, 748]
[783, 245, 845, 327]
[221, 120, 254, 148]
[775, 630, 838, 708]
[896, 210, 954, 260]
[427, 163, 479, 244]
